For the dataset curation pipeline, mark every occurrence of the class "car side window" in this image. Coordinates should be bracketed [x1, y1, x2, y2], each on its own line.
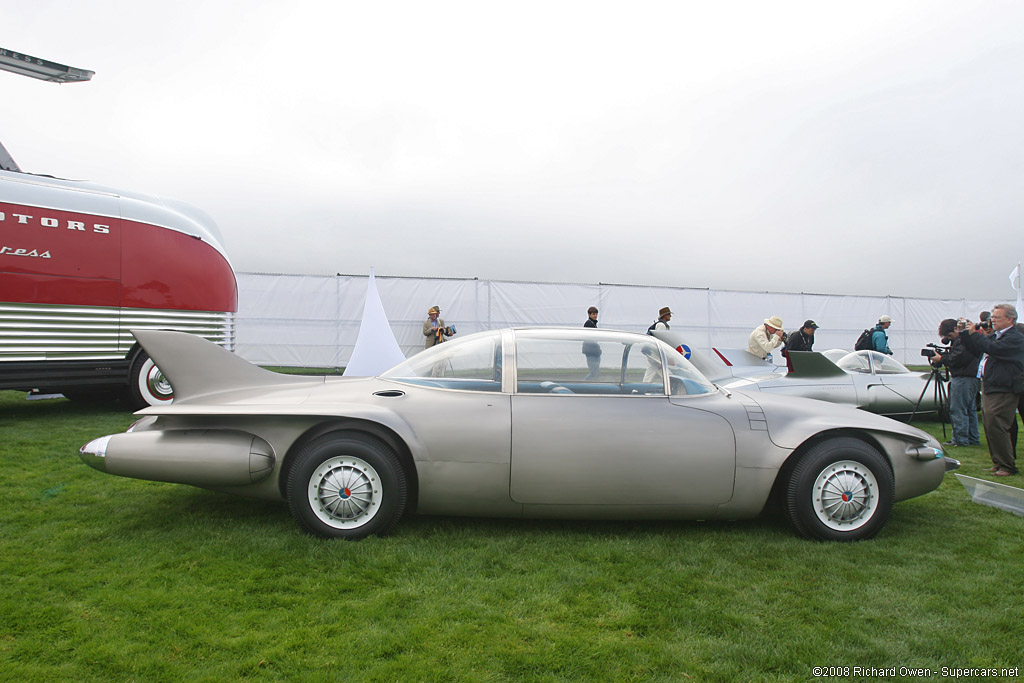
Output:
[624, 341, 666, 393]
[515, 336, 666, 395]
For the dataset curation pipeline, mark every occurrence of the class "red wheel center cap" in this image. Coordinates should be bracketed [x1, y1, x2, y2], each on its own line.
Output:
[341, 488, 351, 498]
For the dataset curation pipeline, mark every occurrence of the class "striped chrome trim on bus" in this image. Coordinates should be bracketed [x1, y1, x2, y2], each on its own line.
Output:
[0, 302, 234, 361]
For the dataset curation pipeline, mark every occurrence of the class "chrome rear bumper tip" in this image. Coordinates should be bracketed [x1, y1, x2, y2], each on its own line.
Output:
[79, 435, 112, 472]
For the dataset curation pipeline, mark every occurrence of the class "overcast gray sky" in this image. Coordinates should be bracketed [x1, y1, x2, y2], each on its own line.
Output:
[4, 1, 1023, 300]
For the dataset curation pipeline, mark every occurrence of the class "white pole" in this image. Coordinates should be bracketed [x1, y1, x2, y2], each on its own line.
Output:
[1015, 262, 1023, 315]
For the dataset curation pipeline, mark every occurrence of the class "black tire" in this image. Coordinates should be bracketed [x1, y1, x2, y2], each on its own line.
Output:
[785, 437, 894, 542]
[125, 351, 175, 410]
[286, 434, 407, 540]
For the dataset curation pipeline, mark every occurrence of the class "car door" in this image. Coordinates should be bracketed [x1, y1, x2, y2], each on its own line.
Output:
[374, 330, 514, 515]
[508, 331, 735, 506]
[861, 351, 919, 414]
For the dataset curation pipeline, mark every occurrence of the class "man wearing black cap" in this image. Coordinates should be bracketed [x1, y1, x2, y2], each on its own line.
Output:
[784, 320, 819, 355]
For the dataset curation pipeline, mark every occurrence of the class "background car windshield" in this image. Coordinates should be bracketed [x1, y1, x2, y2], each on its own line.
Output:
[867, 351, 910, 374]
[821, 349, 847, 363]
[837, 352, 872, 373]
[381, 332, 501, 390]
[836, 350, 910, 375]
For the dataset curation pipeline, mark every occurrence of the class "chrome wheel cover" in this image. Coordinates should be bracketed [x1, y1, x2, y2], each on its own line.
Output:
[307, 455, 382, 529]
[812, 459, 878, 531]
[138, 358, 174, 404]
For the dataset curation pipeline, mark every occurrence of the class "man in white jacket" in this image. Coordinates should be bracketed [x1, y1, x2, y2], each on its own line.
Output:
[748, 316, 785, 360]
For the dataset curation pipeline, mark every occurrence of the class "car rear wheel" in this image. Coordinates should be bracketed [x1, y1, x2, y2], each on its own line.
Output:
[126, 351, 174, 409]
[287, 434, 407, 539]
[786, 437, 894, 541]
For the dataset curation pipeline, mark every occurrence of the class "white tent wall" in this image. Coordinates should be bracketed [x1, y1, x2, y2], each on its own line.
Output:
[234, 273, 343, 367]
[235, 272, 997, 369]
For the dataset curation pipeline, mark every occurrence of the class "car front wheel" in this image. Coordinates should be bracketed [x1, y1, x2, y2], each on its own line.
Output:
[286, 434, 407, 539]
[785, 437, 894, 541]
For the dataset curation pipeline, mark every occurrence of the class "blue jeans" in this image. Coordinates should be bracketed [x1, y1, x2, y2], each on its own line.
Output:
[949, 376, 980, 445]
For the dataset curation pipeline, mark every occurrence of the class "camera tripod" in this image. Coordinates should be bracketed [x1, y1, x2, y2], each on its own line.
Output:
[909, 363, 949, 436]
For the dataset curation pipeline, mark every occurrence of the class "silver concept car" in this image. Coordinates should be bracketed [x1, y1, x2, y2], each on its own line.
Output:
[721, 350, 944, 419]
[652, 330, 942, 419]
[80, 328, 956, 542]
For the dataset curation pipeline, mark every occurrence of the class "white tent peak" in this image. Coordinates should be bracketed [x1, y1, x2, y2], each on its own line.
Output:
[343, 267, 407, 377]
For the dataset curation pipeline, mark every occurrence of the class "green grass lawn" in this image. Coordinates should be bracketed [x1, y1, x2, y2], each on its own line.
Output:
[1, 390, 1021, 682]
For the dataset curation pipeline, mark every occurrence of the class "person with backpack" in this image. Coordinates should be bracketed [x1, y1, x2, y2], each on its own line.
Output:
[871, 315, 894, 354]
[855, 315, 894, 354]
[647, 307, 672, 334]
[643, 307, 672, 382]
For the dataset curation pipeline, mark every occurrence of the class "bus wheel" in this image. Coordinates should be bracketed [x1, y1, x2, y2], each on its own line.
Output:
[126, 352, 175, 409]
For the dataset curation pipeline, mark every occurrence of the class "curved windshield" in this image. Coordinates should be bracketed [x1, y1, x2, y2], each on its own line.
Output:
[821, 349, 848, 363]
[837, 352, 872, 373]
[835, 352, 868, 374]
[381, 331, 503, 391]
[868, 351, 909, 374]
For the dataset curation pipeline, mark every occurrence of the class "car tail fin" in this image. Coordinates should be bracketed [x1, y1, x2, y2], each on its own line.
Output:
[786, 351, 847, 378]
[131, 329, 320, 404]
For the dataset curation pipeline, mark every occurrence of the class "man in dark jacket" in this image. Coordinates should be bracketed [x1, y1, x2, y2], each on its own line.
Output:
[784, 320, 818, 355]
[932, 319, 981, 447]
[962, 304, 1024, 476]
[582, 306, 601, 380]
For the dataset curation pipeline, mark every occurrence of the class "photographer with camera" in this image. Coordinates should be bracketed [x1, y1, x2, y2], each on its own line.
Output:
[748, 316, 785, 361]
[931, 319, 981, 447]
[961, 304, 1024, 476]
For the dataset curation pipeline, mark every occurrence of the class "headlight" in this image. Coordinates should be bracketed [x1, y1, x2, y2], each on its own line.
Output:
[906, 445, 943, 461]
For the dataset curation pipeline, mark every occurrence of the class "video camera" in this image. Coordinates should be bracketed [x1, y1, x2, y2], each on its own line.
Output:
[920, 343, 950, 360]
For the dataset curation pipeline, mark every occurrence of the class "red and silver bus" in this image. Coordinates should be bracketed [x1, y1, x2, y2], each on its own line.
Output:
[0, 49, 235, 407]
[0, 166, 237, 408]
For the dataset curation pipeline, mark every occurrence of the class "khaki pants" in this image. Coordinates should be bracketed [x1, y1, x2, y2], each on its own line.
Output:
[982, 391, 1020, 473]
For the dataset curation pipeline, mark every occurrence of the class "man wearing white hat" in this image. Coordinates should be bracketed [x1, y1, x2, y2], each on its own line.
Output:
[872, 315, 894, 355]
[748, 316, 785, 360]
